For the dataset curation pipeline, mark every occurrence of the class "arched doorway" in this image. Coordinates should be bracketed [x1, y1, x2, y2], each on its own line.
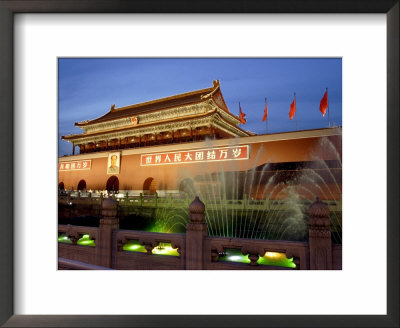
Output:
[143, 177, 157, 195]
[77, 180, 86, 191]
[106, 176, 119, 192]
[58, 182, 65, 190]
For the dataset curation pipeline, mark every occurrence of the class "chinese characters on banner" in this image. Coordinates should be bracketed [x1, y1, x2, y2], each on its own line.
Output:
[59, 160, 91, 171]
[140, 145, 249, 166]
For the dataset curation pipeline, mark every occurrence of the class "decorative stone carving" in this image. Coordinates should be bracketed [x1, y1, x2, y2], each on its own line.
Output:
[248, 253, 260, 266]
[211, 249, 219, 262]
[101, 197, 117, 220]
[309, 197, 330, 218]
[96, 196, 119, 268]
[117, 237, 128, 251]
[66, 225, 79, 244]
[241, 246, 262, 266]
[309, 197, 331, 239]
[286, 249, 300, 269]
[293, 257, 300, 269]
[170, 241, 182, 256]
[144, 243, 154, 254]
[186, 196, 208, 269]
[308, 197, 332, 270]
[189, 196, 205, 223]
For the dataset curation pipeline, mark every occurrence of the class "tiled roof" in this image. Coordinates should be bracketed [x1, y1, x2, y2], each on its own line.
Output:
[75, 80, 221, 126]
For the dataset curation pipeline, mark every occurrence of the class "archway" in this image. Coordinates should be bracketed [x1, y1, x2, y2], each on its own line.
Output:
[143, 177, 157, 195]
[77, 180, 86, 191]
[106, 176, 119, 192]
[58, 182, 65, 190]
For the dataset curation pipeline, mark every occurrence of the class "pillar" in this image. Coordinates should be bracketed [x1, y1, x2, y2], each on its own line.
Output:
[96, 197, 119, 268]
[308, 197, 332, 270]
[185, 196, 207, 270]
[72, 144, 75, 155]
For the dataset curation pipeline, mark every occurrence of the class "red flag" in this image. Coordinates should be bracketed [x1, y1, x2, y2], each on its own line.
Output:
[262, 101, 268, 122]
[319, 90, 328, 117]
[289, 96, 296, 120]
[239, 104, 246, 124]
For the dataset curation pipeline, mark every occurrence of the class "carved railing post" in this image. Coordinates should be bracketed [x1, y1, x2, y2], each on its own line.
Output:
[185, 196, 207, 270]
[308, 197, 332, 270]
[96, 197, 119, 268]
[241, 245, 262, 267]
[65, 225, 79, 245]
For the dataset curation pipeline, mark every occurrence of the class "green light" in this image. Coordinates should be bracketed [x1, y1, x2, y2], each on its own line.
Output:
[58, 234, 72, 244]
[258, 251, 296, 268]
[122, 240, 146, 253]
[218, 249, 296, 268]
[219, 249, 250, 264]
[151, 242, 179, 256]
[77, 234, 95, 247]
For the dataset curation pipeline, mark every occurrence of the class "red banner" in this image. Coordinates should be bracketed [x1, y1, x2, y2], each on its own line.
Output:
[59, 160, 91, 171]
[141, 145, 249, 166]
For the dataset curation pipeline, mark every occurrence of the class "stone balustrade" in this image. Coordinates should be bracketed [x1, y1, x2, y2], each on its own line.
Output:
[58, 224, 99, 244]
[113, 230, 186, 270]
[58, 190, 342, 213]
[58, 225, 98, 264]
[205, 237, 308, 269]
[58, 196, 341, 270]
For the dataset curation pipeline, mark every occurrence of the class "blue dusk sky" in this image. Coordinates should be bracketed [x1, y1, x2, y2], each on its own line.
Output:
[58, 58, 342, 157]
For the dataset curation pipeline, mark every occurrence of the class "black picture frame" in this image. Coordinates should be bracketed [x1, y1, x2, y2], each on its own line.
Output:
[0, 1, 398, 327]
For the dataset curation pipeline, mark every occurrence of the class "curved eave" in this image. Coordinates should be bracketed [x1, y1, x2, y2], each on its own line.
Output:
[74, 83, 219, 127]
[214, 113, 253, 136]
[63, 108, 220, 142]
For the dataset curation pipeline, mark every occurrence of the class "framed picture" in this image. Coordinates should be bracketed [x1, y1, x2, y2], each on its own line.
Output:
[107, 152, 121, 175]
[1, 1, 398, 327]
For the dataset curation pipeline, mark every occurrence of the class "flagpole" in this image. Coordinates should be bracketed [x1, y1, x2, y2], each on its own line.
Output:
[326, 87, 330, 128]
[294, 92, 297, 131]
[265, 97, 268, 134]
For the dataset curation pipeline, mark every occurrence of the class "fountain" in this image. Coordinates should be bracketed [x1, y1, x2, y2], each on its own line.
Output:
[58, 134, 341, 244]
[146, 135, 342, 243]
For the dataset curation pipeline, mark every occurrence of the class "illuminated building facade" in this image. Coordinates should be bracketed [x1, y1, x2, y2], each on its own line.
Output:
[59, 81, 342, 201]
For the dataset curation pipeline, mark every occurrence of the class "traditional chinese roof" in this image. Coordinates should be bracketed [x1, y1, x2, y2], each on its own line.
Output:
[62, 108, 251, 142]
[75, 80, 230, 127]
